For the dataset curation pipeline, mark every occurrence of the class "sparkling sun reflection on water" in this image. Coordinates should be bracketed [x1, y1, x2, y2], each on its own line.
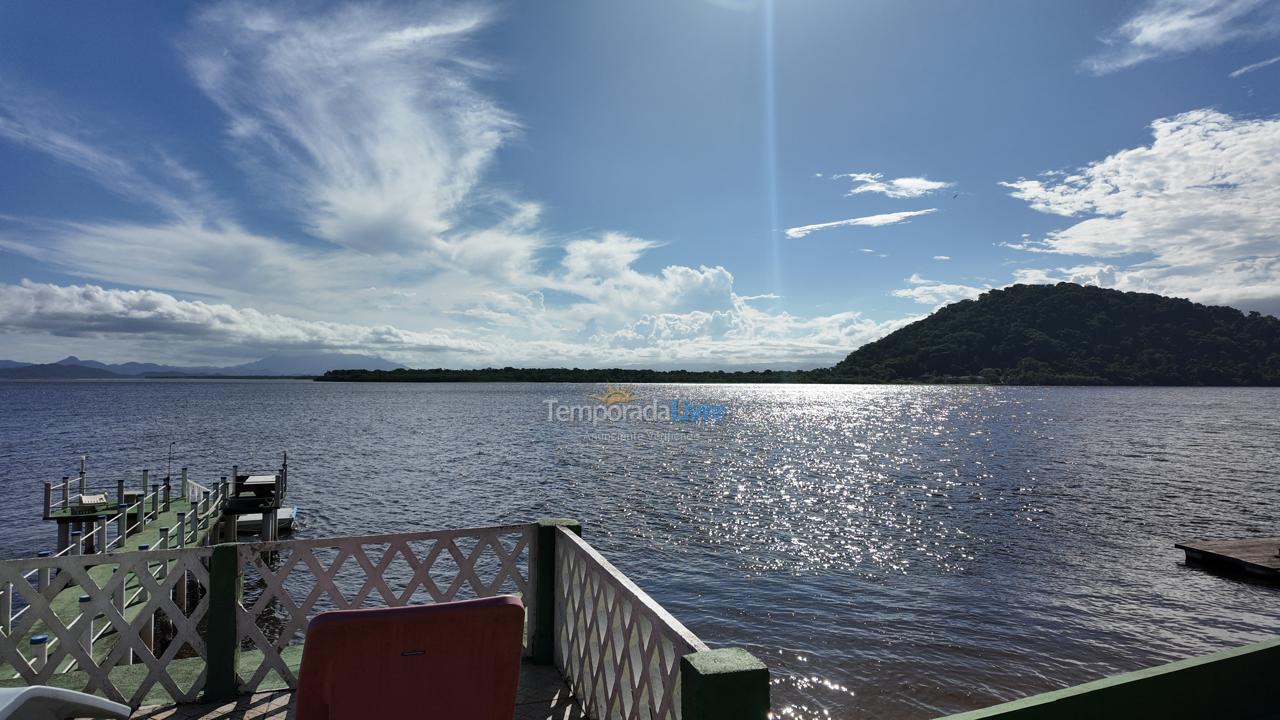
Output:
[1, 381, 1277, 718]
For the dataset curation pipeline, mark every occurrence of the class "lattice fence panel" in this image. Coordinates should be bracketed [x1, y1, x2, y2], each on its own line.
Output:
[234, 524, 536, 693]
[554, 528, 708, 720]
[0, 547, 213, 706]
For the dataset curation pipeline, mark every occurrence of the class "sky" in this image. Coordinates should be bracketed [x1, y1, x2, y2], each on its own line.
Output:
[1, 0, 1279, 369]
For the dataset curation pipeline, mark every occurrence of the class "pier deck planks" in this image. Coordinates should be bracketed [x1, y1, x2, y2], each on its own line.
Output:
[1175, 536, 1280, 579]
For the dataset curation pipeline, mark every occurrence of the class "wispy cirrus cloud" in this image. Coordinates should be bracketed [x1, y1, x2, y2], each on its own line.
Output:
[1229, 52, 1280, 76]
[185, 2, 519, 257]
[0, 1, 922, 369]
[1003, 108, 1280, 314]
[785, 209, 937, 239]
[1085, 0, 1280, 74]
[835, 172, 953, 199]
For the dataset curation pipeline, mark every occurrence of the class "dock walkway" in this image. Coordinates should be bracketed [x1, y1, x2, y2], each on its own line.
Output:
[1176, 536, 1280, 580]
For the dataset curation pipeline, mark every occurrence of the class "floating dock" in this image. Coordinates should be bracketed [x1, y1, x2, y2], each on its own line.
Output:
[1175, 537, 1280, 580]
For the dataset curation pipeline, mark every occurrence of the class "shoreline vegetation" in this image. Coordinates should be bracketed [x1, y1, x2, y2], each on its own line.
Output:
[4, 283, 1278, 386]
[319, 284, 1280, 387]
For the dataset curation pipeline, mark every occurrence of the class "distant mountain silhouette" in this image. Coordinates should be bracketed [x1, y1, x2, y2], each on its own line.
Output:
[832, 283, 1280, 385]
[0, 352, 403, 378]
[0, 363, 125, 379]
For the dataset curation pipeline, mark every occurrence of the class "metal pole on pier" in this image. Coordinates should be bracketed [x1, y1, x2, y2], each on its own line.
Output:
[163, 478, 171, 513]
[116, 476, 125, 510]
[116, 503, 127, 541]
[37, 551, 51, 592]
[78, 594, 93, 657]
[136, 545, 153, 662]
[61, 476, 69, 509]
[79, 455, 87, 496]
[151, 483, 159, 519]
[174, 512, 188, 613]
[43, 481, 52, 519]
[29, 635, 48, 672]
[96, 518, 107, 554]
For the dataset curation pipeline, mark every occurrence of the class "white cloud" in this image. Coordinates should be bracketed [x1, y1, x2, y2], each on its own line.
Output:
[1002, 108, 1280, 313]
[0, 1, 933, 369]
[932, 255, 951, 261]
[891, 273, 986, 306]
[785, 209, 937, 239]
[1229, 53, 1280, 76]
[835, 172, 953, 199]
[1085, 0, 1280, 74]
[184, 2, 519, 256]
[0, 280, 487, 357]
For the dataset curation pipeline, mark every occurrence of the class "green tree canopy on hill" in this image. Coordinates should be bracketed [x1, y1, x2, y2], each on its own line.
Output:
[831, 283, 1280, 385]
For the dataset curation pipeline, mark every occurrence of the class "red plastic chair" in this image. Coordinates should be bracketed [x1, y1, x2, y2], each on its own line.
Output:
[295, 595, 526, 720]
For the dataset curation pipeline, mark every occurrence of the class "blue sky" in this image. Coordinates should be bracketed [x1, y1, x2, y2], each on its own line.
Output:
[1, 0, 1279, 368]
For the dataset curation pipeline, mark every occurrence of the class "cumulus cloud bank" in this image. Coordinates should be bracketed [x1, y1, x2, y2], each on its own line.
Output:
[1002, 108, 1280, 313]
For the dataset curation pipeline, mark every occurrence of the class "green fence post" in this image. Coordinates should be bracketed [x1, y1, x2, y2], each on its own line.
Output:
[203, 543, 242, 702]
[681, 647, 770, 720]
[532, 518, 581, 665]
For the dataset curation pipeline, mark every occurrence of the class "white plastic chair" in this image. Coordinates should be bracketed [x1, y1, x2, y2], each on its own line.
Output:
[0, 686, 130, 720]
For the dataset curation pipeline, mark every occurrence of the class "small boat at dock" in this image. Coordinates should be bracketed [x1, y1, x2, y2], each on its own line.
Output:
[236, 506, 299, 535]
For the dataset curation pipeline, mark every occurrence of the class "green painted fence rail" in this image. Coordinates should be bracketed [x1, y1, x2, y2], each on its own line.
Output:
[936, 636, 1280, 720]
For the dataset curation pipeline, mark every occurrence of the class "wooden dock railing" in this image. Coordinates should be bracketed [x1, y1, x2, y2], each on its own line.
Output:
[0, 521, 772, 719]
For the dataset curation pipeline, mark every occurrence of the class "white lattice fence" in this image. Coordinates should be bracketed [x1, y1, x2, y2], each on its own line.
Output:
[0, 547, 212, 706]
[554, 528, 709, 720]
[233, 523, 537, 693]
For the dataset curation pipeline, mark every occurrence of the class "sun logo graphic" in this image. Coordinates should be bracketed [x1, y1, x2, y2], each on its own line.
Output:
[590, 383, 637, 406]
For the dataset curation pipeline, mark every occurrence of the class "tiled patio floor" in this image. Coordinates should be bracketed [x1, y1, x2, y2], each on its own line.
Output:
[130, 661, 585, 719]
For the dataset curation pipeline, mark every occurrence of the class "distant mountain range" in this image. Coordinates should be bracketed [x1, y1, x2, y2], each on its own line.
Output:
[0, 353, 403, 379]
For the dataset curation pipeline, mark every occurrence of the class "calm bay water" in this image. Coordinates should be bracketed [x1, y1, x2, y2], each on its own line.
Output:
[1, 380, 1277, 718]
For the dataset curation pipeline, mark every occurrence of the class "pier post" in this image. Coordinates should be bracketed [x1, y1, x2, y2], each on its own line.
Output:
[37, 551, 51, 593]
[176, 513, 187, 548]
[78, 594, 93, 657]
[200, 492, 210, 533]
[61, 476, 69, 509]
[163, 478, 171, 512]
[1, 581, 11, 636]
[29, 634, 48, 672]
[135, 544, 153, 663]
[115, 503, 127, 541]
[116, 476, 125, 508]
[261, 510, 277, 541]
[141, 469, 149, 496]
[79, 456, 87, 496]
[96, 518, 107, 553]
[157, 529, 169, 580]
[43, 482, 52, 520]
[112, 568, 124, 617]
[56, 521, 69, 554]
[180, 467, 188, 499]
[69, 530, 82, 555]
[533, 518, 581, 665]
[204, 543, 242, 702]
[151, 483, 159, 519]
[680, 648, 771, 720]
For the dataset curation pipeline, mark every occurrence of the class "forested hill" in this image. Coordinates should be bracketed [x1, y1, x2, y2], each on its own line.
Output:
[832, 283, 1280, 385]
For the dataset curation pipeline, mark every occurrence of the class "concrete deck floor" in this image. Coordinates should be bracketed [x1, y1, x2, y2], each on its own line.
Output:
[130, 661, 585, 719]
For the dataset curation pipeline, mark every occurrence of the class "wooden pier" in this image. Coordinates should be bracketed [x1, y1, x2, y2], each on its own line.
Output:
[1175, 537, 1280, 580]
[1, 455, 290, 685]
